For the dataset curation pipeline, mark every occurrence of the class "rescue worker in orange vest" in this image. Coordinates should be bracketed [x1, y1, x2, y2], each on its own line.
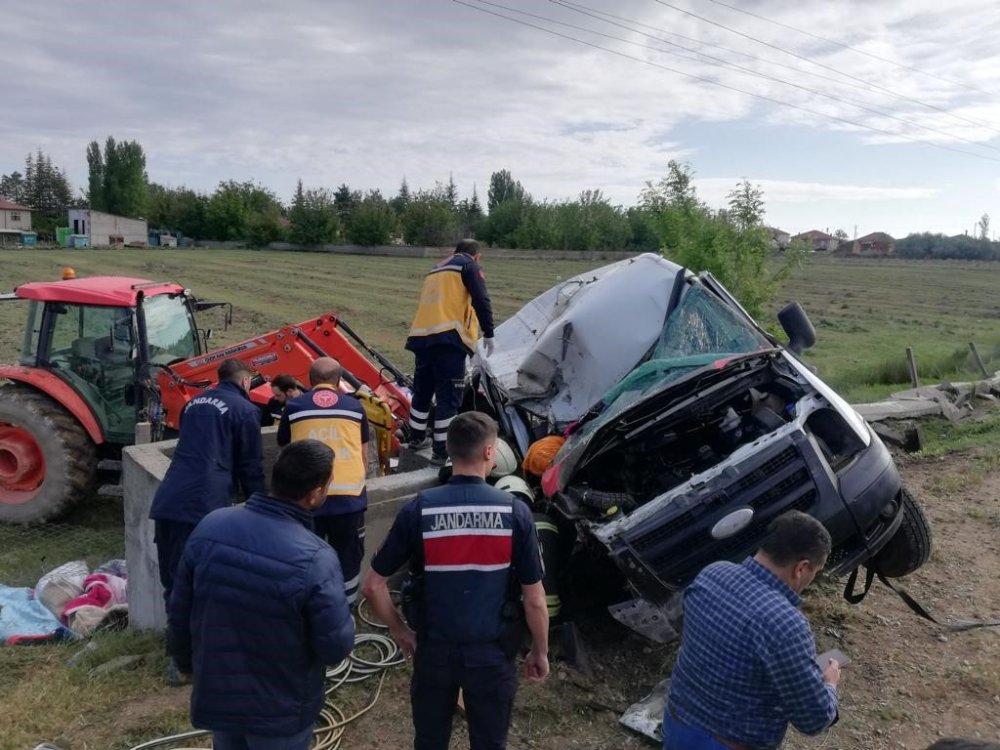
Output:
[277, 357, 370, 604]
[406, 238, 495, 465]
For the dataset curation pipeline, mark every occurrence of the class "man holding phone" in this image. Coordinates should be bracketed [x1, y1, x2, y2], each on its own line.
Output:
[664, 511, 842, 750]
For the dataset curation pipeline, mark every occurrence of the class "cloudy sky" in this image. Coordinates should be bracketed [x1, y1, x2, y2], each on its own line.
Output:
[4, 0, 1000, 237]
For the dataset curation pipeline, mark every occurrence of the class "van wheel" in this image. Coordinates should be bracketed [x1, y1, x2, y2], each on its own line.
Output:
[871, 488, 932, 578]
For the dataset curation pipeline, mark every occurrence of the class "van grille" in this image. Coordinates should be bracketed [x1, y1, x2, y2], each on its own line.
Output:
[623, 442, 816, 587]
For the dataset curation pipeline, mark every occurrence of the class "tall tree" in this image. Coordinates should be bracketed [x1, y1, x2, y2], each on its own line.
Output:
[89, 136, 148, 217]
[727, 179, 765, 231]
[978, 213, 990, 241]
[289, 181, 339, 245]
[86, 141, 104, 211]
[346, 190, 396, 245]
[445, 173, 458, 207]
[487, 169, 526, 211]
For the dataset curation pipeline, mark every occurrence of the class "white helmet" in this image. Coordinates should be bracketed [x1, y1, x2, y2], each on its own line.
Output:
[494, 475, 533, 503]
[490, 438, 519, 478]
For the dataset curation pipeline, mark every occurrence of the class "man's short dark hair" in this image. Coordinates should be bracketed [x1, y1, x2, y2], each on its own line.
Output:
[927, 741, 1000, 750]
[446, 411, 498, 463]
[271, 440, 333, 501]
[456, 238, 480, 256]
[272, 374, 304, 393]
[758, 510, 831, 567]
[217, 357, 252, 383]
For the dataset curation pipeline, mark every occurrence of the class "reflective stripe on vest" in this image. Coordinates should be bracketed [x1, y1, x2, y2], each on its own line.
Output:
[288, 387, 366, 496]
[408, 260, 480, 350]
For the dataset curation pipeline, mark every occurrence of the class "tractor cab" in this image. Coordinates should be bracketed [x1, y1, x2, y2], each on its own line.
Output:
[5, 277, 204, 445]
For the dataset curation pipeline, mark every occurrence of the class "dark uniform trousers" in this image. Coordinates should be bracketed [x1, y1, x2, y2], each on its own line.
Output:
[412, 641, 518, 750]
[409, 345, 468, 454]
[314, 511, 365, 604]
[154, 519, 197, 606]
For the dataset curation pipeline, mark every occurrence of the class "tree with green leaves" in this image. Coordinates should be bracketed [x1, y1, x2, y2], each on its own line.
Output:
[487, 169, 526, 211]
[2, 150, 74, 239]
[206, 180, 284, 243]
[0, 171, 25, 204]
[147, 183, 209, 237]
[86, 141, 104, 211]
[289, 180, 339, 245]
[390, 177, 411, 215]
[727, 179, 765, 231]
[86, 137, 148, 217]
[646, 166, 802, 317]
[401, 190, 458, 246]
[333, 184, 361, 224]
[346, 190, 396, 245]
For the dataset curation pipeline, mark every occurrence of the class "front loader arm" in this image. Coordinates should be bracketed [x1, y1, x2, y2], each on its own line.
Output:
[155, 314, 411, 431]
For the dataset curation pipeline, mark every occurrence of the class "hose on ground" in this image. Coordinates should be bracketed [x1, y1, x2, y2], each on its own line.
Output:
[127, 625, 401, 750]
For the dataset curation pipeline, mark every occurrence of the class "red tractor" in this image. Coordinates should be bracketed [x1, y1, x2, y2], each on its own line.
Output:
[0, 274, 412, 523]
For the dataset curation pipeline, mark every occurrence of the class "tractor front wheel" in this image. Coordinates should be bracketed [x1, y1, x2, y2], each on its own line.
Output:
[0, 384, 97, 523]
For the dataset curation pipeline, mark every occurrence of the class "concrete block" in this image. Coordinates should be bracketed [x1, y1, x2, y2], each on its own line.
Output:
[853, 399, 943, 422]
[124, 427, 441, 632]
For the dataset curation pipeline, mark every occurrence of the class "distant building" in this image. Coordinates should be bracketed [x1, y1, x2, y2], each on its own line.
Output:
[0, 198, 32, 247]
[67, 209, 148, 246]
[765, 226, 791, 250]
[852, 231, 896, 257]
[792, 229, 839, 252]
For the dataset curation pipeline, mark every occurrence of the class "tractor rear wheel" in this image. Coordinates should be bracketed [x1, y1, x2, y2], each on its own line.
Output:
[0, 384, 97, 523]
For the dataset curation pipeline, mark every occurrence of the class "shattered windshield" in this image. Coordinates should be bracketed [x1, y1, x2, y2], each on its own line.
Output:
[596, 284, 771, 422]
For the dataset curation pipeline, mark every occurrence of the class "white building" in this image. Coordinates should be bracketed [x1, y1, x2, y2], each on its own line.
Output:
[0, 198, 32, 247]
[68, 209, 147, 246]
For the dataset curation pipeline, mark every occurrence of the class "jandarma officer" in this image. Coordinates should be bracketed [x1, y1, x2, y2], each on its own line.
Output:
[362, 411, 549, 750]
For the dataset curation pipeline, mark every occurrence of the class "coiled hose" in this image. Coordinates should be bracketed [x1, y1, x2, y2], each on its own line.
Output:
[128, 625, 402, 750]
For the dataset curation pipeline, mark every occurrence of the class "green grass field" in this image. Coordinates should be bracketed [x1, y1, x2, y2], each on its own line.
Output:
[1, 248, 1000, 749]
[0, 248, 996, 402]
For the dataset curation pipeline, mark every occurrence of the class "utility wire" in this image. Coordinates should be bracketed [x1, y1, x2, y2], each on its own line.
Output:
[701, 0, 991, 96]
[533, 0, 1000, 154]
[452, 0, 1000, 165]
[554, 0, 985, 113]
[649, 0, 1000, 135]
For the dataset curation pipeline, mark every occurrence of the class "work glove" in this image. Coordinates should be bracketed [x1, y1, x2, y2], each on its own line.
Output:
[482, 337, 495, 357]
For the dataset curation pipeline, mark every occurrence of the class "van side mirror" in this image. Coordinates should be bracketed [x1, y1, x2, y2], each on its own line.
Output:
[778, 302, 816, 355]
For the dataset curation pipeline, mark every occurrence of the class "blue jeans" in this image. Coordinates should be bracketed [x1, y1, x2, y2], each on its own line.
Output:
[662, 709, 732, 750]
[212, 725, 314, 750]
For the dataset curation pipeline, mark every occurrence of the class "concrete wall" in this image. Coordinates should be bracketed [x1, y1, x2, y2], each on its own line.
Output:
[123, 428, 440, 631]
[69, 209, 148, 246]
[0, 208, 31, 231]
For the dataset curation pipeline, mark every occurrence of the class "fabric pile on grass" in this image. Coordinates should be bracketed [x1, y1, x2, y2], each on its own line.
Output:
[0, 559, 128, 645]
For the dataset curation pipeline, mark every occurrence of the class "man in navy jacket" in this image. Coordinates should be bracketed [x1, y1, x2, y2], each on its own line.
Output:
[150, 358, 266, 602]
[168, 440, 356, 750]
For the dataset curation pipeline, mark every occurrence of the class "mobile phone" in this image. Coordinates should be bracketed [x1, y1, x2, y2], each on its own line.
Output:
[816, 648, 850, 669]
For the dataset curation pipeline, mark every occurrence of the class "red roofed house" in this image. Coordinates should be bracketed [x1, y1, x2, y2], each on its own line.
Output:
[851, 232, 896, 257]
[792, 229, 838, 252]
[0, 198, 32, 247]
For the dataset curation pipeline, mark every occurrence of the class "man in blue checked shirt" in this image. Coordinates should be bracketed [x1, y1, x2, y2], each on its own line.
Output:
[665, 510, 841, 750]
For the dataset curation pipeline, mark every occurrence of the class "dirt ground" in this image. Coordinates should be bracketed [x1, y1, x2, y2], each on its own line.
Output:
[84, 448, 1000, 750]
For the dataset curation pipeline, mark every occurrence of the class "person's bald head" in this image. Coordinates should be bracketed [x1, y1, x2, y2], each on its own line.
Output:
[309, 357, 343, 387]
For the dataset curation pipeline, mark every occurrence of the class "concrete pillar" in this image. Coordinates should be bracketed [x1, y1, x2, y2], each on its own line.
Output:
[123, 430, 438, 632]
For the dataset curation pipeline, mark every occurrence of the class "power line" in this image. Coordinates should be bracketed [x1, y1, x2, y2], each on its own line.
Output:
[554, 0, 986, 113]
[650, 0, 1000, 136]
[451, 0, 1000, 165]
[537, 0, 1000, 154]
[701, 0, 991, 96]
